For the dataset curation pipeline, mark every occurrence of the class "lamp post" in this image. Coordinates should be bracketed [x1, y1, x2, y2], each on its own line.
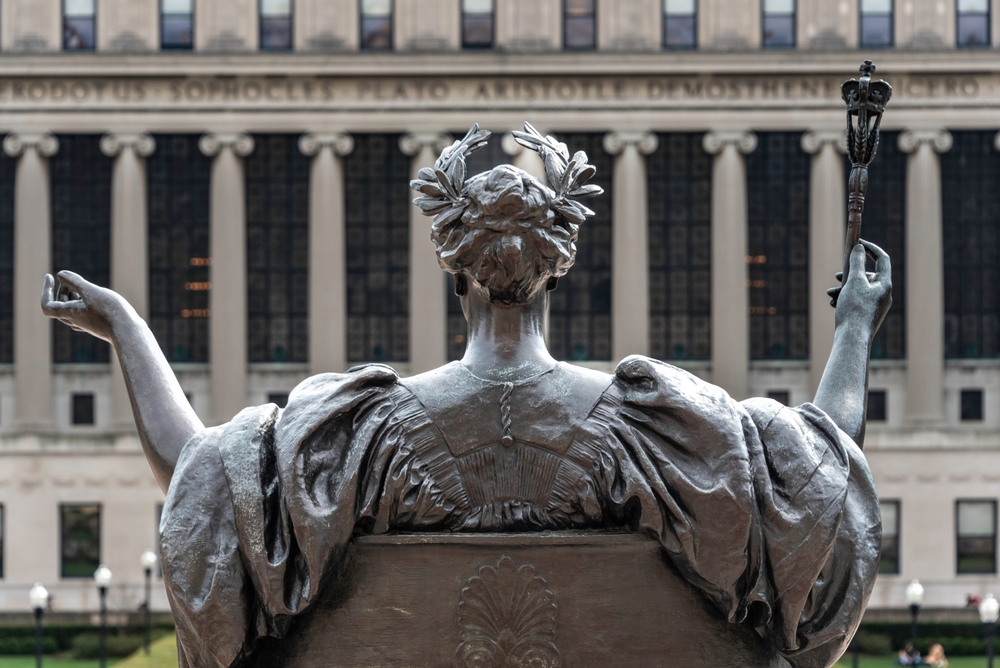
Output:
[980, 593, 999, 668]
[29, 583, 48, 668]
[140, 550, 158, 655]
[905, 579, 924, 653]
[93, 565, 112, 668]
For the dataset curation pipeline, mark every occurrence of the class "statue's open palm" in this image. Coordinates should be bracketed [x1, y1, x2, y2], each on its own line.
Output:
[41, 270, 128, 344]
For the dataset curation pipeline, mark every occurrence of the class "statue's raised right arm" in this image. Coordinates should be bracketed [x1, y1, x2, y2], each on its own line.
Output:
[41, 270, 202, 492]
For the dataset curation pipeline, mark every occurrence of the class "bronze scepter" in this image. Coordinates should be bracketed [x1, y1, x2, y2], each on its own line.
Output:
[840, 60, 892, 288]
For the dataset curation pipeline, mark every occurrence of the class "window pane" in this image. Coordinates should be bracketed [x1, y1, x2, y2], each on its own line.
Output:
[879, 500, 900, 574]
[665, 16, 696, 47]
[763, 0, 794, 14]
[847, 132, 906, 359]
[261, 0, 291, 15]
[861, 0, 892, 12]
[64, 0, 95, 17]
[148, 135, 211, 363]
[881, 501, 898, 537]
[463, 0, 493, 11]
[648, 134, 712, 362]
[162, 16, 193, 48]
[747, 133, 810, 360]
[63, 18, 95, 49]
[260, 17, 292, 49]
[867, 389, 887, 421]
[565, 16, 596, 48]
[0, 505, 4, 579]
[942, 132, 1000, 358]
[762, 15, 794, 46]
[959, 502, 995, 536]
[959, 0, 989, 12]
[344, 135, 411, 363]
[546, 134, 612, 362]
[861, 15, 892, 46]
[361, 17, 392, 49]
[52, 135, 111, 364]
[162, 0, 193, 12]
[958, 14, 990, 45]
[0, 138, 14, 365]
[361, 0, 392, 16]
[463, 14, 493, 47]
[246, 135, 310, 363]
[565, 0, 595, 14]
[665, 0, 696, 14]
[61, 505, 101, 578]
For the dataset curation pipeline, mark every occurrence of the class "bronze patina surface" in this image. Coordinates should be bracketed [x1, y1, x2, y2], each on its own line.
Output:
[42, 103, 892, 667]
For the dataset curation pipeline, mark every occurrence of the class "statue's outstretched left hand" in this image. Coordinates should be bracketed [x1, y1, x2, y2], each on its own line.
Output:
[826, 239, 892, 336]
[41, 270, 129, 344]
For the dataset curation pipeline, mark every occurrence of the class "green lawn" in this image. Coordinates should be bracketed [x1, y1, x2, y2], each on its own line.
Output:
[0, 658, 120, 667]
[836, 656, 992, 667]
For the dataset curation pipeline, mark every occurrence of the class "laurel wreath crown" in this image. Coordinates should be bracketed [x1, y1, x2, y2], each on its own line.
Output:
[410, 122, 603, 226]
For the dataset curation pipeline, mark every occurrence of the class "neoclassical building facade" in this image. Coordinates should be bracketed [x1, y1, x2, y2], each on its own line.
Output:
[0, 0, 998, 618]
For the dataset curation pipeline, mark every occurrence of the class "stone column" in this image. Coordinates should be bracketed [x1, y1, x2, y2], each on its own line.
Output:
[399, 132, 452, 375]
[603, 131, 659, 361]
[100, 133, 156, 431]
[801, 131, 847, 397]
[501, 132, 548, 182]
[299, 133, 354, 376]
[702, 131, 757, 400]
[199, 133, 254, 425]
[3, 133, 58, 431]
[898, 129, 952, 426]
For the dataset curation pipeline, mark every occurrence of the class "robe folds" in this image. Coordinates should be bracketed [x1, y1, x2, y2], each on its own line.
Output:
[160, 356, 880, 668]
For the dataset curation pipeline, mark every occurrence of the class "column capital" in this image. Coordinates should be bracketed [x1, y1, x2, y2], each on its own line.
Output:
[602, 131, 658, 156]
[100, 133, 156, 158]
[898, 129, 952, 154]
[199, 133, 255, 158]
[993, 131, 1000, 152]
[399, 132, 452, 156]
[3, 133, 58, 158]
[801, 130, 848, 155]
[702, 131, 757, 156]
[299, 133, 354, 157]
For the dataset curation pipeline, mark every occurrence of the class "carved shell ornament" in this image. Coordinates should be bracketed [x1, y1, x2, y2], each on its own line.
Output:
[454, 556, 561, 668]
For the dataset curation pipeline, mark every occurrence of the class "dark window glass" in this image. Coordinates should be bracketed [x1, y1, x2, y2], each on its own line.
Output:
[848, 131, 906, 359]
[0, 505, 4, 579]
[767, 390, 790, 405]
[148, 135, 211, 363]
[0, 137, 15, 365]
[155, 504, 163, 578]
[957, 500, 996, 574]
[942, 132, 1000, 359]
[447, 138, 509, 361]
[867, 389, 887, 421]
[648, 133, 711, 361]
[546, 133, 612, 362]
[664, 0, 696, 48]
[161, 0, 193, 49]
[564, 0, 596, 50]
[746, 133, 809, 360]
[360, 0, 393, 50]
[879, 500, 900, 574]
[71, 393, 95, 425]
[961, 389, 984, 421]
[957, 0, 990, 46]
[260, 0, 293, 50]
[860, 0, 892, 46]
[61, 504, 101, 578]
[762, 0, 795, 47]
[246, 135, 309, 363]
[267, 392, 289, 408]
[344, 135, 410, 362]
[52, 135, 111, 364]
[63, 0, 95, 50]
[462, 0, 494, 48]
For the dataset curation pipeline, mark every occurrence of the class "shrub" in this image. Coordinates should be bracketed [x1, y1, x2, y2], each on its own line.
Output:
[853, 631, 892, 656]
[0, 636, 58, 655]
[71, 633, 145, 659]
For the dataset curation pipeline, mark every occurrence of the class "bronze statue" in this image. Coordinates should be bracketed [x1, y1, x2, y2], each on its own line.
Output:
[41, 120, 891, 668]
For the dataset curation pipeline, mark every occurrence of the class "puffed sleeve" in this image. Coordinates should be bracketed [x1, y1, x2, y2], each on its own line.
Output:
[607, 356, 880, 668]
[159, 364, 399, 668]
